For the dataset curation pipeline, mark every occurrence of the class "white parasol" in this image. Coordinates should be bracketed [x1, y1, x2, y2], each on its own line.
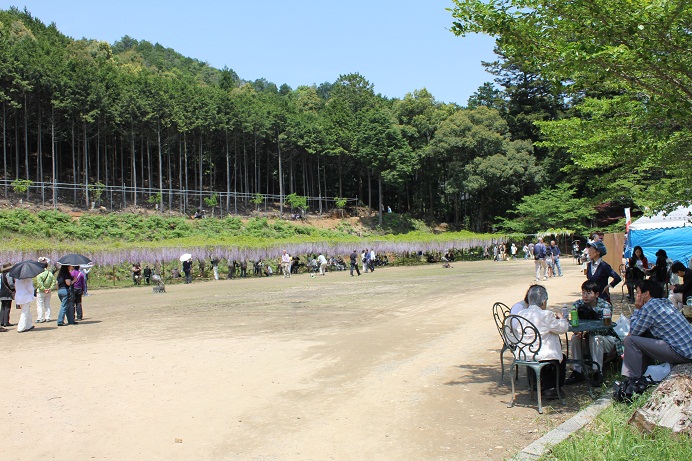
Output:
[179, 253, 192, 262]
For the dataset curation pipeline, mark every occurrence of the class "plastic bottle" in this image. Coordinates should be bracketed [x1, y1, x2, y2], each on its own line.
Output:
[686, 297, 692, 306]
[602, 307, 612, 326]
[562, 304, 570, 321]
[570, 306, 579, 327]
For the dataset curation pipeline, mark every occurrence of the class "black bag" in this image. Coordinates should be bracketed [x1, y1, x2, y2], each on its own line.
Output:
[613, 376, 656, 403]
[73, 287, 83, 297]
[67, 286, 76, 303]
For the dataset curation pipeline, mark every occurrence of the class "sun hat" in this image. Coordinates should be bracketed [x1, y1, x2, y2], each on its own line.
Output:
[1, 262, 13, 272]
[587, 241, 607, 256]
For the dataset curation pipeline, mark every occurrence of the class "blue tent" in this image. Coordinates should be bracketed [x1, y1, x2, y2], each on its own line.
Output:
[627, 206, 692, 267]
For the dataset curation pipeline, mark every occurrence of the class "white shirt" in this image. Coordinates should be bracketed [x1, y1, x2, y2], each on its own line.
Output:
[510, 300, 528, 316]
[281, 253, 291, 264]
[517, 305, 568, 362]
[14, 278, 35, 305]
[317, 255, 327, 264]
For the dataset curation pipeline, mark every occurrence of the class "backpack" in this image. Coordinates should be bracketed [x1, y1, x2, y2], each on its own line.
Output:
[612, 376, 656, 403]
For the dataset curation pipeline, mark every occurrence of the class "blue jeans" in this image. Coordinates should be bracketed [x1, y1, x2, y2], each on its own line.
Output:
[57, 288, 76, 324]
[554, 257, 563, 276]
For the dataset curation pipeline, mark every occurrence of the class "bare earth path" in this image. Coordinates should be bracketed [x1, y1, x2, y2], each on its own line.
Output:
[4, 259, 599, 460]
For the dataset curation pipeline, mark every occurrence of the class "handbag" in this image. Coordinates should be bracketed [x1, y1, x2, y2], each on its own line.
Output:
[67, 286, 76, 303]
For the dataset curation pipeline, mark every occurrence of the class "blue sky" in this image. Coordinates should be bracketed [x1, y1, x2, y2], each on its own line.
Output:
[3, 1, 497, 105]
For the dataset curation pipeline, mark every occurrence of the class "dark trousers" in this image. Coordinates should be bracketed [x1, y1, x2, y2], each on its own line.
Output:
[73, 291, 83, 320]
[350, 262, 360, 276]
[0, 299, 11, 326]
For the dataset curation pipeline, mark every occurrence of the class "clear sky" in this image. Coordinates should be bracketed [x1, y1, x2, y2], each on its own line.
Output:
[3, 0, 497, 105]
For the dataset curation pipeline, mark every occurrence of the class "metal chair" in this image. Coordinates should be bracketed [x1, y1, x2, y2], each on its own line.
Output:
[501, 315, 565, 414]
[492, 302, 513, 383]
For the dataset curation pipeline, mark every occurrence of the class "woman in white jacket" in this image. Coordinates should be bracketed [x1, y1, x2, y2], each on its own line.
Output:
[517, 285, 569, 398]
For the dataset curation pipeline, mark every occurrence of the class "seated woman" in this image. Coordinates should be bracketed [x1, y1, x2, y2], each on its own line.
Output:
[648, 249, 670, 288]
[669, 262, 692, 309]
[626, 246, 648, 301]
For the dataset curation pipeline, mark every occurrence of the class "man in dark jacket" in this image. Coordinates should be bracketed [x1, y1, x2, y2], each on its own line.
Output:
[349, 250, 361, 277]
[670, 261, 692, 309]
[586, 241, 621, 303]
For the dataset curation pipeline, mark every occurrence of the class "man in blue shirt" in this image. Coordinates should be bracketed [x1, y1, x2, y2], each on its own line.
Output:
[621, 279, 692, 380]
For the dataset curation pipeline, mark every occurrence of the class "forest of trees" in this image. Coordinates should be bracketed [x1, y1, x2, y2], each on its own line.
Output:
[2, 4, 686, 234]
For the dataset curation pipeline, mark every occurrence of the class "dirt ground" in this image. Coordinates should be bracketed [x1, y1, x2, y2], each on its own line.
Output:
[3, 258, 619, 460]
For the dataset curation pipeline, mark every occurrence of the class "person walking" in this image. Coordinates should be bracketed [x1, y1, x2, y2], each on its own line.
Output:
[34, 258, 56, 323]
[182, 258, 192, 284]
[533, 237, 548, 281]
[550, 240, 563, 277]
[15, 274, 36, 333]
[349, 250, 361, 277]
[317, 253, 328, 276]
[362, 249, 369, 273]
[281, 250, 292, 278]
[0, 263, 15, 328]
[369, 248, 376, 272]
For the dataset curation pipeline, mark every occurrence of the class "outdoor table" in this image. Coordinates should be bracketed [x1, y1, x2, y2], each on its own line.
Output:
[565, 319, 617, 398]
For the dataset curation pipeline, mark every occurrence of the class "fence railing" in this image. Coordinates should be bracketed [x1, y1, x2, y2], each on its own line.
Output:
[0, 179, 359, 217]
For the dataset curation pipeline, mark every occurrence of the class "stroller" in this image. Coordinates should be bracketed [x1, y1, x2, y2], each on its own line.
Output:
[151, 274, 166, 293]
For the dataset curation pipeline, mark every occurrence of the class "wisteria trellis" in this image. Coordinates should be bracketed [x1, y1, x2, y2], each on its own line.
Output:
[0, 234, 503, 267]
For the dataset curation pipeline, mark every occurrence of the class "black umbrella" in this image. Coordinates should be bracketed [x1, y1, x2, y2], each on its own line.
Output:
[8, 260, 45, 280]
[58, 254, 92, 266]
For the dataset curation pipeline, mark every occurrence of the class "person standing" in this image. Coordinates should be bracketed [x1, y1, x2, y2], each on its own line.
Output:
[0, 263, 15, 328]
[81, 264, 91, 296]
[56, 264, 77, 326]
[585, 241, 621, 303]
[281, 250, 292, 278]
[240, 259, 247, 278]
[70, 266, 86, 321]
[211, 257, 220, 281]
[522, 244, 530, 260]
[317, 253, 328, 276]
[369, 248, 376, 272]
[550, 240, 563, 277]
[349, 250, 361, 277]
[533, 237, 548, 281]
[182, 259, 192, 284]
[511, 243, 517, 260]
[34, 258, 56, 323]
[15, 274, 36, 333]
[131, 262, 142, 285]
[143, 265, 152, 285]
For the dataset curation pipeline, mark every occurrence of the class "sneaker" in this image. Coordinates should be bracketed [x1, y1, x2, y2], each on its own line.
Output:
[565, 370, 586, 385]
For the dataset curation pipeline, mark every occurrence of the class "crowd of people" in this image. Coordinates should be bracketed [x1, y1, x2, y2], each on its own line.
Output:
[0, 258, 90, 333]
[158, 248, 386, 284]
[509, 236, 692, 401]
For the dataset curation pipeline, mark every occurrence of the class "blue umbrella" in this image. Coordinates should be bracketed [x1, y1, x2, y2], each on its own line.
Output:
[8, 260, 45, 280]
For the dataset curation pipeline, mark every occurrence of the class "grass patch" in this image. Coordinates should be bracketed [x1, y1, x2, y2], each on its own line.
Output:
[539, 391, 691, 461]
